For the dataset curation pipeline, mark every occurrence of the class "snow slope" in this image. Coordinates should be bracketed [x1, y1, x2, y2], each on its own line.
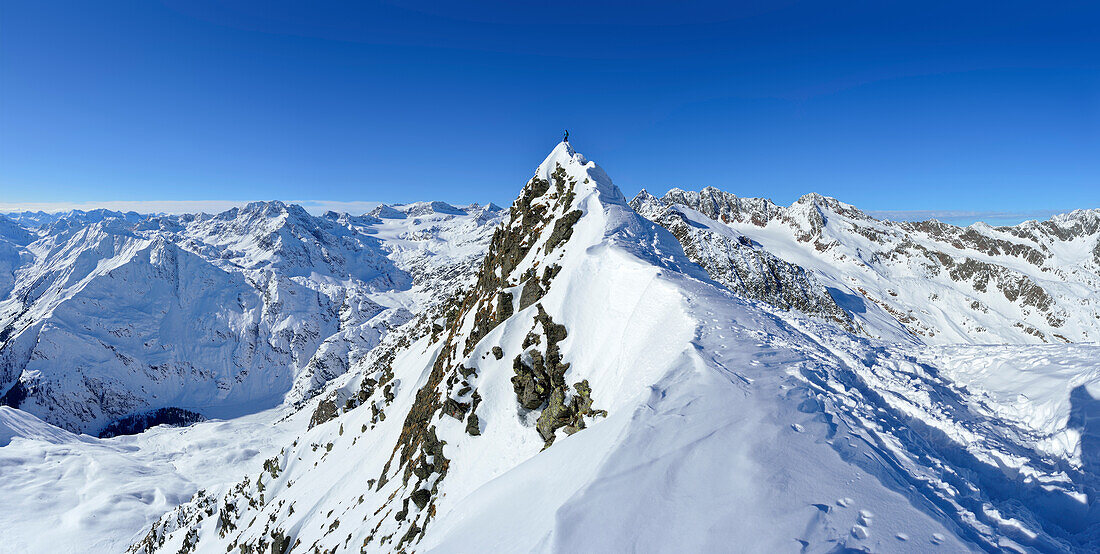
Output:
[0, 201, 501, 434]
[125, 143, 1100, 554]
[634, 187, 1100, 345]
[0, 144, 1096, 553]
[0, 404, 301, 553]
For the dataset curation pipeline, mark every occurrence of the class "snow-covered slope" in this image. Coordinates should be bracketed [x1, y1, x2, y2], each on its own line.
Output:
[0, 404, 301, 553]
[634, 187, 1100, 345]
[125, 143, 1100, 554]
[631, 191, 861, 333]
[0, 201, 501, 434]
[0, 215, 33, 299]
[1, 144, 1097, 553]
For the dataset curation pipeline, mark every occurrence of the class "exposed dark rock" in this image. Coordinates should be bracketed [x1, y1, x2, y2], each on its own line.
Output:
[442, 398, 469, 420]
[631, 196, 854, 330]
[541, 264, 562, 287]
[0, 379, 28, 408]
[308, 394, 339, 429]
[535, 386, 571, 442]
[536, 379, 606, 445]
[948, 258, 1054, 312]
[507, 304, 604, 446]
[268, 529, 291, 554]
[496, 291, 514, 321]
[98, 407, 205, 438]
[545, 209, 582, 252]
[410, 489, 431, 511]
[518, 276, 544, 311]
[491, 346, 504, 360]
[465, 390, 483, 437]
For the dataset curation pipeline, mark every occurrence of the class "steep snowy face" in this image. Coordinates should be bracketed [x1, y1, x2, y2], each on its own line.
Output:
[0, 202, 500, 434]
[0, 216, 33, 299]
[129, 142, 709, 553]
[129, 143, 1100, 554]
[637, 187, 1100, 344]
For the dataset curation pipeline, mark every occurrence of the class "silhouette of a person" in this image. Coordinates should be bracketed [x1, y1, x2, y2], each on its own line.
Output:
[563, 130, 569, 143]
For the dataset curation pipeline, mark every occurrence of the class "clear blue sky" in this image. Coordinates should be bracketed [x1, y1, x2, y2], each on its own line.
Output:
[1, 1, 1098, 221]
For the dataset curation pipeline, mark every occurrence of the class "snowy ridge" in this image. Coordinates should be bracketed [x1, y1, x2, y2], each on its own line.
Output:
[0, 404, 304, 553]
[124, 143, 1100, 553]
[636, 186, 1100, 344]
[631, 190, 860, 332]
[0, 145, 1097, 553]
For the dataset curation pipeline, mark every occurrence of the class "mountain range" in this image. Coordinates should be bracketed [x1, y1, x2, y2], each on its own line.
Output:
[1, 143, 1098, 553]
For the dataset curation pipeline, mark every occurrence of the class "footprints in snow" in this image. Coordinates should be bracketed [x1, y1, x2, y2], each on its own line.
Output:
[850, 508, 873, 540]
[802, 498, 943, 547]
[857, 509, 873, 527]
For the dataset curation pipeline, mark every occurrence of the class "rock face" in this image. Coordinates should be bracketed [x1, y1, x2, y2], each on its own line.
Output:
[632, 191, 854, 329]
[0, 201, 501, 434]
[635, 186, 1100, 344]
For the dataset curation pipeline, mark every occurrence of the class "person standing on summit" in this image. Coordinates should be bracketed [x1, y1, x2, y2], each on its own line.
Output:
[563, 130, 569, 142]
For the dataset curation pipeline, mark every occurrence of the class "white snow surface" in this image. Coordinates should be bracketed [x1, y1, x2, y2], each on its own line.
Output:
[0, 404, 302, 553]
[634, 187, 1100, 345]
[0, 200, 501, 433]
[1, 143, 1098, 553]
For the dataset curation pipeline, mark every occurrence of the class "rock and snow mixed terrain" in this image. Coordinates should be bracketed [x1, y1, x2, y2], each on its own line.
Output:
[1, 143, 1099, 553]
[632, 187, 1100, 345]
[0, 201, 501, 434]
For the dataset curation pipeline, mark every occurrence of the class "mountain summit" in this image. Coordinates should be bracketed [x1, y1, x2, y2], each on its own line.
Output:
[1, 144, 1097, 553]
[123, 143, 1100, 553]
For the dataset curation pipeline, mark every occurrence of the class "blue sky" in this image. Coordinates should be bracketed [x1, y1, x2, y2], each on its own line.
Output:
[1, 1, 1097, 224]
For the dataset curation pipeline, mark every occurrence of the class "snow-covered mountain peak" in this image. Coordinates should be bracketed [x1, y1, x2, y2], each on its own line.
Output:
[128, 142, 1100, 554]
[367, 204, 406, 219]
[637, 185, 1100, 344]
[533, 141, 623, 205]
[794, 191, 867, 219]
[401, 201, 467, 217]
[1, 143, 1089, 553]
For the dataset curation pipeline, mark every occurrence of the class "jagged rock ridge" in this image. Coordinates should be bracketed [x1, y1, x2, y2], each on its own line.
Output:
[636, 186, 1100, 344]
[631, 190, 856, 330]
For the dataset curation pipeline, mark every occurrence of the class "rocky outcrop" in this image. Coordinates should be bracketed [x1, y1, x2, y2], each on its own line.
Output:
[97, 407, 205, 438]
[358, 156, 597, 547]
[635, 188, 1100, 344]
[632, 192, 854, 329]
